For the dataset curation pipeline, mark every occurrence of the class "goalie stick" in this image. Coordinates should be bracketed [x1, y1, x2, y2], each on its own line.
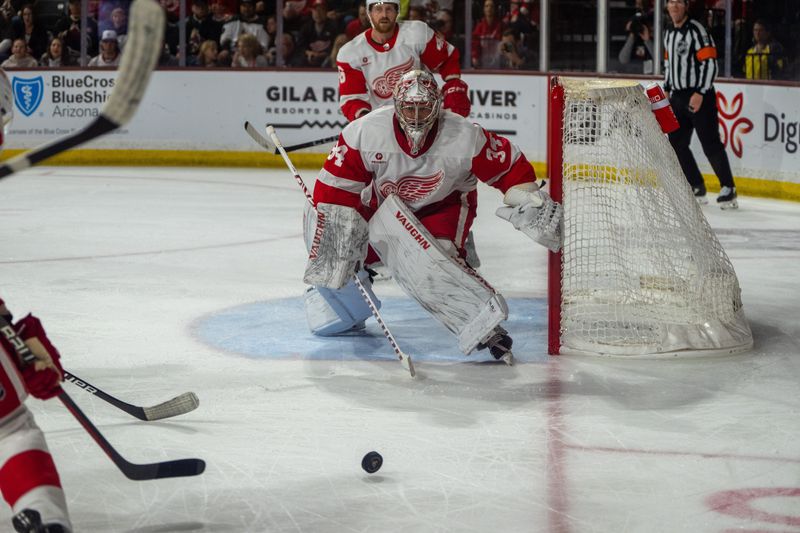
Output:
[244, 121, 416, 378]
[0, 316, 206, 481]
[63, 371, 199, 421]
[0, 0, 164, 180]
[274, 134, 339, 154]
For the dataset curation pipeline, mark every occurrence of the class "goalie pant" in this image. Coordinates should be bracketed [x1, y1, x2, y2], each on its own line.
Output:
[0, 326, 71, 532]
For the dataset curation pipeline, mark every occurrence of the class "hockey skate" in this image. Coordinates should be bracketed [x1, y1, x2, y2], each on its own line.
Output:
[716, 186, 738, 209]
[477, 327, 514, 366]
[692, 186, 708, 205]
[12, 509, 69, 533]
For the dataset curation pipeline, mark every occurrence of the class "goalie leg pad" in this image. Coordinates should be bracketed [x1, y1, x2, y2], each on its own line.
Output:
[304, 270, 380, 336]
[303, 203, 369, 289]
[369, 194, 508, 354]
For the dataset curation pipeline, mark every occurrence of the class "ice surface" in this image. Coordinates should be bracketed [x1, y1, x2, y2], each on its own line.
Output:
[1, 167, 798, 532]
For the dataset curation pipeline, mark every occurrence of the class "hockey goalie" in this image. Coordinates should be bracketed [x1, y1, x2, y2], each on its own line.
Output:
[303, 69, 562, 364]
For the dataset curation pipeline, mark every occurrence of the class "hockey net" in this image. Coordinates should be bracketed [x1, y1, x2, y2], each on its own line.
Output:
[547, 77, 753, 357]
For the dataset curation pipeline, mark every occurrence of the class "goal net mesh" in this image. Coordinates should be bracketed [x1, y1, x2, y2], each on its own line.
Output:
[557, 78, 752, 356]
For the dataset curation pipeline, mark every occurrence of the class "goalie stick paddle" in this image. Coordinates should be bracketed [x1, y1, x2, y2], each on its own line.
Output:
[63, 371, 200, 421]
[244, 121, 416, 378]
[242, 124, 337, 154]
[0, 0, 165, 180]
[0, 316, 206, 481]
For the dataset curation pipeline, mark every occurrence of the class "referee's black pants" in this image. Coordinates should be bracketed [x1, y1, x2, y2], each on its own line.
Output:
[668, 89, 735, 191]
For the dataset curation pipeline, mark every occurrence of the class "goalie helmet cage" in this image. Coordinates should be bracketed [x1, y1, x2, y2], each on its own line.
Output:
[546, 76, 753, 358]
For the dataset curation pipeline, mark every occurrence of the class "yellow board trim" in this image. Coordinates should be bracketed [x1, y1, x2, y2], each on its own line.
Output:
[2, 149, 798, 203]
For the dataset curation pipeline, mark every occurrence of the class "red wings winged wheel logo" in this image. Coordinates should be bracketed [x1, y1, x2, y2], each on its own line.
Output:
[379, 170, 444, 203]
[372, 57, 415, 99]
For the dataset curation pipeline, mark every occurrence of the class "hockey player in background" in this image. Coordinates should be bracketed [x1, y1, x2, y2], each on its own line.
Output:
[0, 71, 72, 533]
[336, 0, 471, 122]
[0, 299, 72, 533]
[303, 70, 562, 363]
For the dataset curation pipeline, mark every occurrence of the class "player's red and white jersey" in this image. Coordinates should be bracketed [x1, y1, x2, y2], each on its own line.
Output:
[313, 106, 536, 214]
[336, 20, 461, 121]
[0, 337, 27, 421]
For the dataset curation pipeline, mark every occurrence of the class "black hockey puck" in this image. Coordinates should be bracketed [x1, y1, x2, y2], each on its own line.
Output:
[361, 451, 383, 474]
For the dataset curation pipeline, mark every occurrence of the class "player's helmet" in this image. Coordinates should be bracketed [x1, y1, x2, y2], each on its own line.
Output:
[0, 69, 13, 150]
[393, 70, 442, 155]
[366, 0, 400, 10]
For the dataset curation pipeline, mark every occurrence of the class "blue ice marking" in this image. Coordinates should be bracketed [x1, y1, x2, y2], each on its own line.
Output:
[193, 296, 548, 363]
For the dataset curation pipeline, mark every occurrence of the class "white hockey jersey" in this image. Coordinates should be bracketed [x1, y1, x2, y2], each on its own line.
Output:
[313, 106, 536, 217]
[336, 20, 461, 121]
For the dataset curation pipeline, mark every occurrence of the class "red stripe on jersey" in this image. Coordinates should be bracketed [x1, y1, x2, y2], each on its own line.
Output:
[471, 129, 513, 185]
[489, 154, 536, 193]
[471, 129, 535, 193]
[321, 135, 371, 182]
[419, 32, 455, 75]
[437, 47, 462, 80]
[0, 449, 61, 506]
[337, 61, 369, 97]
[313, 180, 362, 211]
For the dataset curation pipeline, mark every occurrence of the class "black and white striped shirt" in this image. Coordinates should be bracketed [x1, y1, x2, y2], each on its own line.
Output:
[663, 18, 718, 94]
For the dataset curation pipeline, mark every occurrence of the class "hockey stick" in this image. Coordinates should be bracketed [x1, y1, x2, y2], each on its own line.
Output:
[0, 0, 164, 180]
[63, 371, 199, 421]
[243, 126, 338, 154]
[244, 121, 416, 378]
[0, 316, 206, 481]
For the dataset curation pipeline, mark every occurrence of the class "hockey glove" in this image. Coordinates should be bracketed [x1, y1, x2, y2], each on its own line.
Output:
[16, 314, 65, 400]
[496, 183, 563, 252]
[442, 78, 471, 118]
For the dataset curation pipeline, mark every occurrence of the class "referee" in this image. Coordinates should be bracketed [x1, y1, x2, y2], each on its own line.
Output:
[663, 0, 738, 209]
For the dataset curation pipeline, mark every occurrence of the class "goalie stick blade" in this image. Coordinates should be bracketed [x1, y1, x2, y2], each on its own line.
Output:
[123, 458, 206, 481]
[0, 0, 163, 180]
[244, 121, 275, 152]
[143, 392, 200, 421]
[401, 353, 416, 377]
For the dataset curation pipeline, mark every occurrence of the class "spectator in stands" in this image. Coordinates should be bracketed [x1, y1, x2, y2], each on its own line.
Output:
[505, 1, 537, 50]
[407, 5, 425, 21]
[186, 0, 223, 59]
[499, 28, 527, 69]
[266, 31, 304, 67]
[210, 0, 233, 23]
[232, 31, 266, 67]
[618, 12, 654, 74]
[220, 0, 268, 56]
[158, 41, 178, 65]
[193, 39, 220, 66]
[300, 0, 337, 67]
[100, 7, 129, 49]
[265, 14, 277, 51]
[324, 32, 348, 68]
[11, 4, 47, 59]
[39, 36, 75, 66]
[345, 3, 369, 40]
[88, 29, 120, 67]
[472, 0, 504, 68]
[0, 7, 12, 61]
[743, 19, 785, 80]
[431, 9, 455, 41]
[282, 0, 312, 33]
[54, 0, 99, 60]
[1, 37, 35, 66]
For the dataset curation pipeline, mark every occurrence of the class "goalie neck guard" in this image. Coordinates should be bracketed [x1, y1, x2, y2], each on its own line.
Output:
[393, 70, 442, 156]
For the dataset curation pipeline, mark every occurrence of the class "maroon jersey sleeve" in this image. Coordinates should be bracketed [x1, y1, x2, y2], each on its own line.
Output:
[470, 128, 536, 193]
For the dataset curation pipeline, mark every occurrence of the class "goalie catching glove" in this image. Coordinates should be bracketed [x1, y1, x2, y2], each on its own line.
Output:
[495, 183, 563, 252]
[303, 203, 370, 290]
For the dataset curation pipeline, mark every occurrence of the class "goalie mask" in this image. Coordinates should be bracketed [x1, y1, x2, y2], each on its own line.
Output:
[393, 70, 442, 155]
[0, 69, 13, 150]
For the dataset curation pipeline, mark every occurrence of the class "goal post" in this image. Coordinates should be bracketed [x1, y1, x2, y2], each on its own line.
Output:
[546, 76, 753, 358]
